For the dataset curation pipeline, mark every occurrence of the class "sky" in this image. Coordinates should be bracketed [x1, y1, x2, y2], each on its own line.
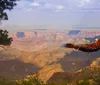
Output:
[1, 0, 100, 30]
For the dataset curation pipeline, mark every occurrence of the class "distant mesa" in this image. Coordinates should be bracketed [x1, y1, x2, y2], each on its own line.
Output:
[16, 32, 25, 38]
[68, 30, 81, 35]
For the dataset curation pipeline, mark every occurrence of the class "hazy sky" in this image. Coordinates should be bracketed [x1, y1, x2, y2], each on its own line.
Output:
[1, 0, 100, 29]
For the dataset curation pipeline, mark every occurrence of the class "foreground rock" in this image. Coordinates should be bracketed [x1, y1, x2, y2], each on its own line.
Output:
[47, 57, 100, 84]
[36, 63, 64, 83]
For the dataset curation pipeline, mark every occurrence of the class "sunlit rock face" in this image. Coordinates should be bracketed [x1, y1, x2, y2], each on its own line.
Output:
[0, 29, 100, 81]
[8, 29, 100, 52]
[90, 57, 100, 67]
[36, 63, 64, 83]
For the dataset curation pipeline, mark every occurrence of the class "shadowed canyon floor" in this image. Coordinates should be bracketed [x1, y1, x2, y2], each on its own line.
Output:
[0, 59, 40, 80]
[58, 50, 100, 72]
[0, 46, 99, 83]
[0, 30, 100, 82]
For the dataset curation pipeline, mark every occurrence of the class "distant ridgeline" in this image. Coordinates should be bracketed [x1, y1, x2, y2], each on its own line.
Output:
[68, 30, 81, 35]
[85, 35, 100, 42]
[16, 32, 25, 38]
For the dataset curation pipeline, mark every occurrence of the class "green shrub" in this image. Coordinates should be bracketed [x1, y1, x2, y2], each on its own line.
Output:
[76, 80, 91, 85]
